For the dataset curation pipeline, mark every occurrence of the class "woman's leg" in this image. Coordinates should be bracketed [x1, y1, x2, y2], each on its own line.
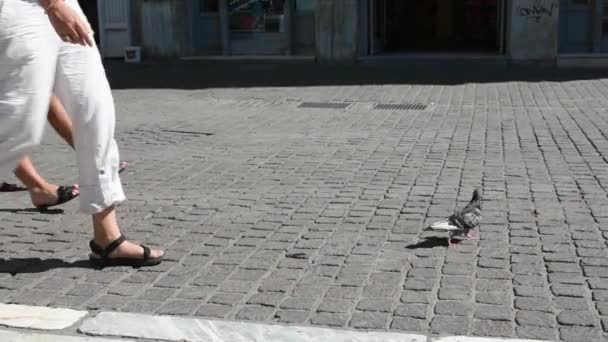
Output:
[0, 1, 58, 177]
[53, 0, 162, 263]
[47, 95, 75, 148]
[14, 157, 78, 208]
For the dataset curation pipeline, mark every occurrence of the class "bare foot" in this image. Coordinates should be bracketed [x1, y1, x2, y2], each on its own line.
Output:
[466, 231, 479, 240]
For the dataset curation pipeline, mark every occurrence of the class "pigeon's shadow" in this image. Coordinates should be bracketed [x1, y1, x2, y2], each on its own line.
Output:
[406, 237, 452, 249]
[0, 258, 92, 275]
[0, 208, 64, 215]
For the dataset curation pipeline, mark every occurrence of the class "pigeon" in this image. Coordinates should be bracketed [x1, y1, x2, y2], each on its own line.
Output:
[427, 188, 482, 247]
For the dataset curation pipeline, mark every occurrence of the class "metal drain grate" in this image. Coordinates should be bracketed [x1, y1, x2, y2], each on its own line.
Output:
[298, 102, 351, 109]
[162, 129, 214, 136]
[374, 103, 427, 111]
[116, 126, 212, 147]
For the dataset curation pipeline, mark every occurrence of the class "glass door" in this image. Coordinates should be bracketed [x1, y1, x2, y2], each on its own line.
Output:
[369, 0, 387, 54]
[559, 0, 594, 53]
[601, 0, 608, 51]
[228, 0, 289, 55]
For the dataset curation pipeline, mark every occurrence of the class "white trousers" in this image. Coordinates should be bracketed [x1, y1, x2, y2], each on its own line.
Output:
[0, 0, 125, 213]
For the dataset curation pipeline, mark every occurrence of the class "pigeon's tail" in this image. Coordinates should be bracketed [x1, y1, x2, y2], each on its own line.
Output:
[427, 219, 459, 231]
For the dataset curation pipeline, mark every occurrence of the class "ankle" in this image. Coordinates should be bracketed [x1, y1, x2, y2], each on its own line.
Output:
[29, 182, 53, 193]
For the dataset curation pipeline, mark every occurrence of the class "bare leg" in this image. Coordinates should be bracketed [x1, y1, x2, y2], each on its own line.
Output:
[47, 95, 75, 148]
[14, 157, 78, 207]
[92, 206, 163, 259]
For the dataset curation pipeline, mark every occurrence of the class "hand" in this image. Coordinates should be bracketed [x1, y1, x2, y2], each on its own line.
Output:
[46, 1, 94, 47]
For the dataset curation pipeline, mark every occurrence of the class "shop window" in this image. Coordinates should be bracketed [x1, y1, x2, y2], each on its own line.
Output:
[229, 0, 285, 32]
[201, 0, 219, 12]
[296, 0, 315, 11]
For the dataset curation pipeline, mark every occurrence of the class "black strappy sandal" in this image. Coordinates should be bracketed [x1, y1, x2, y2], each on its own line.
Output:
[0, 182, 27, 192]
[89, 235, 163, 269]
[35, 185, 79, 212]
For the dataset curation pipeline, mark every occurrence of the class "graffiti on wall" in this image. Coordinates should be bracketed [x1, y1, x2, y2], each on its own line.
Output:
[517, 0, 557, 23]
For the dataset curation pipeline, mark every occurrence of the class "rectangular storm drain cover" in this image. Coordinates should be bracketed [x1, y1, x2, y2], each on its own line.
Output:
[374, 103, 427, 111]
[298, 102, 351, 109]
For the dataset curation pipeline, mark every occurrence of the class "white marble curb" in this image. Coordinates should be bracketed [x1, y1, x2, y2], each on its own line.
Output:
[0, 329, 134, 342]
[78, 311, 555, 342]
[79, 311, 426, 342]
[0, 303, 88, 330]
[0, 304, 555, 342]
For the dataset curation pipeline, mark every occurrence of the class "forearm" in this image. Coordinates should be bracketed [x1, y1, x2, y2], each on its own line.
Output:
[39, 0, 63, 13]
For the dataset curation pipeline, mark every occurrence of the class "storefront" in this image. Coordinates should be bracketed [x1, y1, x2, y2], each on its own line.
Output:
[559, 0, 608, 53]
[364, 0, 507, 55]
[193, 0, 316, 55]
[97, 0, 605, 65]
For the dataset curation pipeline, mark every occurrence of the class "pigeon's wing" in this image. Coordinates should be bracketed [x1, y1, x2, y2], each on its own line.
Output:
[429, 219, 461, 231]
[461, 208, 481, 228]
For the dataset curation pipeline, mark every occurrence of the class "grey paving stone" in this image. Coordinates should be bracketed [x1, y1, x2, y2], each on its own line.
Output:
[349, 312, 390, 329]
[356, 298, 393, 313]
[514, 285, 548, 298]
[275, 309, 310, 324]
[280, 296, 318, 311]
[122, 300, 160, 313]
[434, 301, 472, 316]
[553, 297, 592, 310]
[556, 310, 597, 326]
[559, 326, 604, 342]
[157, 300, 202, 316]
[247, 292, 286, 307]
[196, 304, 233, 318]
[515, 310, 556, 327]
[390, 317, 427, 332]
[430, 316, 469, 335]
[400, 291, 432, 304]
[514, 297, 554, 312]
[325, 286, 360, 300]
[317, 299, 354, 314]
[437, 287, 471, 301]
[208, 293, 244, 306]
[235, 305, 275, 320]
[310, 312, 349, 327]
[394, 304, 428, 319]
[475, 291, 510, 306]
[516, 325, 558, 341]
[473, 305, 512, 321]
[471, 320, 514, 338]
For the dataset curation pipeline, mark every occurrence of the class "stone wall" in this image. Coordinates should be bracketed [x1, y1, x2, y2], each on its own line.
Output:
[315, 0, 359, 62]
[508, 0, 559, 61]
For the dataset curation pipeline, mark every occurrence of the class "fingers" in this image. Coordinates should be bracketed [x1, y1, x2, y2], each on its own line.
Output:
[74, 22, 93, 47]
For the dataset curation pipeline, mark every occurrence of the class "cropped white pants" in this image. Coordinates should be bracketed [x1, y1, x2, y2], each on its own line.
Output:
[0, 0, 125, 213]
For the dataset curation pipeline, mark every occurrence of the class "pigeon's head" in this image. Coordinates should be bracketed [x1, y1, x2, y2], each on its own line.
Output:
[471, 187, 482, 203]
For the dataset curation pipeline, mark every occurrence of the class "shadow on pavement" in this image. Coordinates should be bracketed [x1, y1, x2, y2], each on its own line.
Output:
[0, 208, 64, 215]
[406, 237, 451, 249]
[0, 258, 92, 275]
[104, 59, 608, 90]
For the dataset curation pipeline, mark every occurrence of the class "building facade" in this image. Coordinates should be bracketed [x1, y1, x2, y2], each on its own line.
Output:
[92, 0, 608, 64]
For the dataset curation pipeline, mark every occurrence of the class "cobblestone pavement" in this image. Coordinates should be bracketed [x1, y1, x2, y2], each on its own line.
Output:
[2, 64, 608, 342]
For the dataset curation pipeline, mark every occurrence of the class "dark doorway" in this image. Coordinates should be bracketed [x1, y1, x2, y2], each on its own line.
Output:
[372, 0, 502, 53]
[78, 0, 100, 45]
